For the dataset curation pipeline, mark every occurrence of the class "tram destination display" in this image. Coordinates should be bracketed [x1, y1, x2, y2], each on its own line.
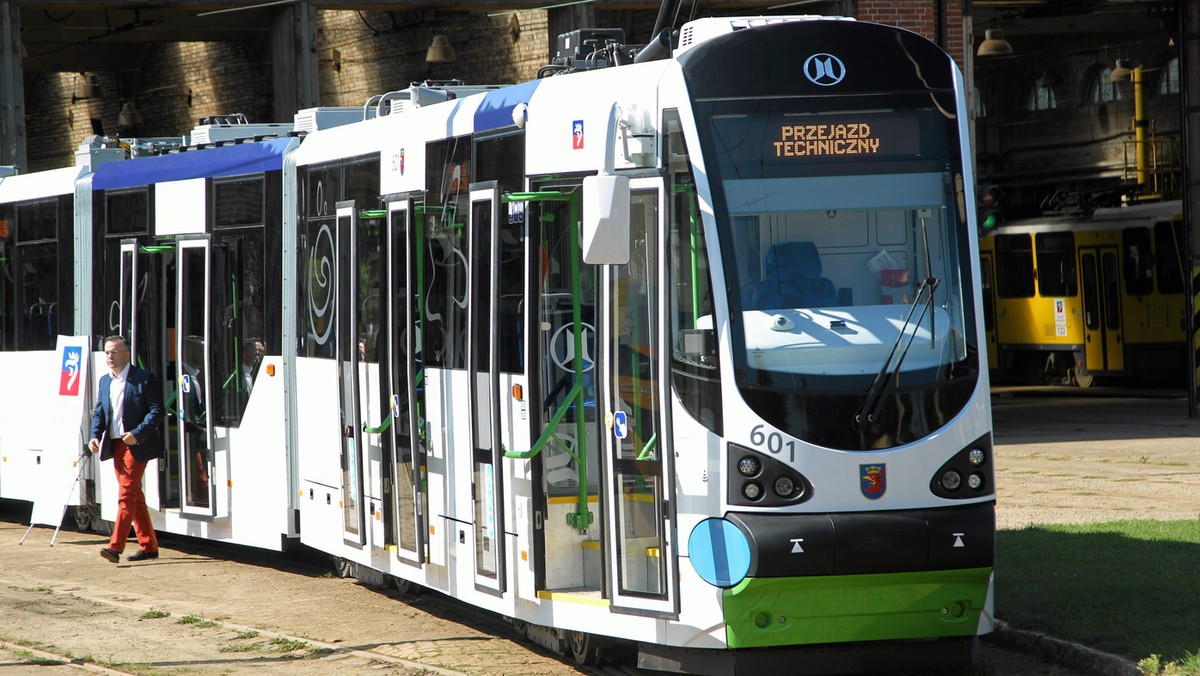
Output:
[770, 113, 920, 159]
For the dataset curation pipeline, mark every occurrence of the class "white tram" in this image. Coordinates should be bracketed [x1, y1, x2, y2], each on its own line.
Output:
[0, 15, 994, 674]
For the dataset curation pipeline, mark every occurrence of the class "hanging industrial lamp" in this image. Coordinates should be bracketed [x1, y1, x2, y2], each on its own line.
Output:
[977, 29, 1013, 57]
[426, 35, 457, 64]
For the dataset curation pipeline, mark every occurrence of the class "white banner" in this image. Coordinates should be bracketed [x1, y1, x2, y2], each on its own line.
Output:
[27, 336, 93, 527]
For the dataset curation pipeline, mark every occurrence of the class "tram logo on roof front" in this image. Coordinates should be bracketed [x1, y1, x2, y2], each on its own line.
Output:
[803, 53, 846, 86]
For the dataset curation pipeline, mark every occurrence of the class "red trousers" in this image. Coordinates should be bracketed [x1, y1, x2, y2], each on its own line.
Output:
[110, 440, 158, 554]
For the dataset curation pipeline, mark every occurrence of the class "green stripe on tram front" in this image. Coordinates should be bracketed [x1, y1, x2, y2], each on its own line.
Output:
[722, 567, 991, 649]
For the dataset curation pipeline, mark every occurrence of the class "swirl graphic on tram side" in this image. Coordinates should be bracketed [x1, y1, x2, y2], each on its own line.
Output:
[308, 223, 335, 345]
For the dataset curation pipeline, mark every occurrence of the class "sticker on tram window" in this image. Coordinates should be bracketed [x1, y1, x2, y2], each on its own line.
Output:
[749, 424, 796, 462]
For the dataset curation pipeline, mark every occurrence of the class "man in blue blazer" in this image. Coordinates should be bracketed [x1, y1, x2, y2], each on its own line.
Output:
[87, 335, 165, 563]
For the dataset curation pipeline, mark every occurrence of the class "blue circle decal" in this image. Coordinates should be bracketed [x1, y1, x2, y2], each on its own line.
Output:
[688, 518, 751, 588]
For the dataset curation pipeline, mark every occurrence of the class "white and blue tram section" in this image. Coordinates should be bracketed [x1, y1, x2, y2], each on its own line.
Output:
[0, 137, 304, 552]
[84, 138, 300, 551]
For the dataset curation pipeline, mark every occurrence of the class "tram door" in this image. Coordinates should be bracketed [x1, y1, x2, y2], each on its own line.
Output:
[599, 179, 676, 614]
[1079, 246, 1123, 374]
[468, 185, 505, 593]
[387, 198, 425, 565]
[175, 238, 218, 517]
[116, 239, 168, 511]
[532, 188, 602, 595]
[335, 203, 366, 546]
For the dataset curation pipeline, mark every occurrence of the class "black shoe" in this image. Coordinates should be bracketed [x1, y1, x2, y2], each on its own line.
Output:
[99, 548, 119, 563]
[127, 549, 158, 562]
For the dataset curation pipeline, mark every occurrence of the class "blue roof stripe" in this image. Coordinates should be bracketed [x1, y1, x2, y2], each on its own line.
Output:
[473, 80, 540, 133]
[92, 137, 292, 191]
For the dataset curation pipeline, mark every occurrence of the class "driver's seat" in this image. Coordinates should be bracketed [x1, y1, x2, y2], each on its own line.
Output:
[751, 241, 837, 309]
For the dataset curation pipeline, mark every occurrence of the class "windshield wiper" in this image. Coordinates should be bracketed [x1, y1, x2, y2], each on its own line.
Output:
[852, 276, 940, 430]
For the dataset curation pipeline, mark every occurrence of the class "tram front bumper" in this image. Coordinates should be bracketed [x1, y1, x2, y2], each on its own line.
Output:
[722, 567, 991, 648]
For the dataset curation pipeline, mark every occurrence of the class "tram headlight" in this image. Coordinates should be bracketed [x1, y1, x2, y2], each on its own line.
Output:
[940, 470, 962, 491]
[742, 481, 763, 501]
[727, 442, 813, 506]
[930, 435, 993, 500]
[773, 476, 795, 498]
[737, 456, 762, 478]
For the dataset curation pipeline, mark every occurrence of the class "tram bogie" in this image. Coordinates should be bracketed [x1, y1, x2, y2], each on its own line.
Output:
[0, 13, 994, 674]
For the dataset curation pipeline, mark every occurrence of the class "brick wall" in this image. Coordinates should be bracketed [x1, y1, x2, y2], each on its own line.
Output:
[855, 0, 967, 69]
[22, 3, 965, 172]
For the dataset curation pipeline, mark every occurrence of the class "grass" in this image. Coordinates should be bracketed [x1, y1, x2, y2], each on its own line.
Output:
[176, 615, 217, 628]
[997, 518, 1200, 673]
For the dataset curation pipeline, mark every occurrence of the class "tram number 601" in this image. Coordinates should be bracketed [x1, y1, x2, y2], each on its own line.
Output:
[750, 425, 796, 462]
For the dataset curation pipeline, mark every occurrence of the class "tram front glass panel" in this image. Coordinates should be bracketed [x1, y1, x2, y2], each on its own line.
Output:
[690, 40, 978, 451]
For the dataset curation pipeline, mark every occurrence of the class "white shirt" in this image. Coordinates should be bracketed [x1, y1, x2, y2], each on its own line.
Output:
[109, 363, 130, 438]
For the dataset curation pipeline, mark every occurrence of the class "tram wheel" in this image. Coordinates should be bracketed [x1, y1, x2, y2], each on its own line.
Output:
[332, 557, 353, 578]
[568, 630, 603, 666]
[70, 505, 93, 532]
[389, 575, 418, 596]
[1073, 368, 1094, 388]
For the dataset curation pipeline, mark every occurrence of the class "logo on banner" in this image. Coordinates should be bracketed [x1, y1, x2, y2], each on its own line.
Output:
[572, 120, 585, 149]
[860, 463, 886, 500]
[59, 346, 83, 396]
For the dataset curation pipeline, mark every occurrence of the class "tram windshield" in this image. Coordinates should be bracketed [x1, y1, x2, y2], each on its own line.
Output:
[696, 98, 979, 449]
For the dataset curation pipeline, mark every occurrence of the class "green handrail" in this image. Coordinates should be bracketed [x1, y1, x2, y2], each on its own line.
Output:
[363, 413, 392, 435]
[636, 433, 658, 462]
[503, 380, 584, 460]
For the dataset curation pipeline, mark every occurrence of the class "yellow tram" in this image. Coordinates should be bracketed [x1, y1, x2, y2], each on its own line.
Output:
[980, 200, 1187, 387]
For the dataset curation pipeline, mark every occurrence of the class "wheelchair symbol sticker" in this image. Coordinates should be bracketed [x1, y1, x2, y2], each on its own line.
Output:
[613, 411, 628, 440]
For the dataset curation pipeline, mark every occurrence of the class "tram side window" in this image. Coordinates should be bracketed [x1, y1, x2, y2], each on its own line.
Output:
[1122, 227, 1153, 296]
[107, 190, 150, 235]
[211, 214, 267, 424]
[1034, 232, 1077, 296]
[298, 166, 339, 358]
[94, 190, 151, 349]
[423, 136, 472, 370]
[664, 109, 722, 435]
[994, 234, 1035, 298]
[296, 158, 381, 359]
[475, 134, 527, 374]
[0, 199, 65, 351]
[1153, 220, 1185, 294]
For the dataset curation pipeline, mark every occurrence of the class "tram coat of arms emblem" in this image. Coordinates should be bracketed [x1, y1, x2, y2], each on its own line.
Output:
[860, 463, 886, 500]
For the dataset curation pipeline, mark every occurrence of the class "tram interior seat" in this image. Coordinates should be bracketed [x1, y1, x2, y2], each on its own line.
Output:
[750, 241, 839, 309]
[24, 302, 56, 348]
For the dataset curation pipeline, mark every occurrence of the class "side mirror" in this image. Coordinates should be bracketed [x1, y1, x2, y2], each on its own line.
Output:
[581, 174, 630, 265]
